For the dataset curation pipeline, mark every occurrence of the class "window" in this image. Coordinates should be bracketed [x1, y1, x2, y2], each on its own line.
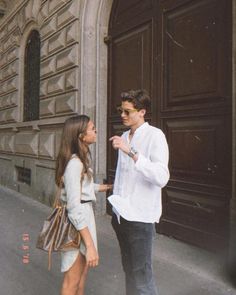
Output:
[24, 30, 40, 121]
[16, 166, 31, 185]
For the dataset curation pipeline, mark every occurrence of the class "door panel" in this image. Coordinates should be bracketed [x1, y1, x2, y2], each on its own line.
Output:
[159, 0, 232, 250]
[162, 0, 231, 111]
[107, 0, 232, 250]
[110, 0, 154, 36]
[110, 23, 152, 113]
[166, 116, 231, 185]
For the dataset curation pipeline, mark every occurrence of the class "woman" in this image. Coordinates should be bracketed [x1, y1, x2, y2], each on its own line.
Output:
[55, 115, 112, 295]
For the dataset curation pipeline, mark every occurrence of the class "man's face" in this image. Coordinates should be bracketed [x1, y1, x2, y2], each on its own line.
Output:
[119, 101, 145, 127]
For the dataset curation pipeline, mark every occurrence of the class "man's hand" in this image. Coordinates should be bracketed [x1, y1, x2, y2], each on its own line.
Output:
[109, 136, 130, 154]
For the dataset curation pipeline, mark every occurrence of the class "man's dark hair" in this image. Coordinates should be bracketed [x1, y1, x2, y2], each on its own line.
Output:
[121, 89, 151, 111]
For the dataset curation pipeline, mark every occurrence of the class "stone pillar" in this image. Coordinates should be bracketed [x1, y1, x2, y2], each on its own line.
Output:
[80, 0, 113, 215]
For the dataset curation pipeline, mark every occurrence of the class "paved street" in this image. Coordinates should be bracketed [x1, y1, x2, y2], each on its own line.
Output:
[0, 185, 236, 295]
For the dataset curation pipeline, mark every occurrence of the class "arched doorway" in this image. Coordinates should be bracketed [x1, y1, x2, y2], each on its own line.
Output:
[107, 0, 232, 250]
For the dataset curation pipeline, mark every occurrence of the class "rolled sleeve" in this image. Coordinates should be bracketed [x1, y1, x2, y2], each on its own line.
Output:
[93, 183, 100, 194]
[64, 158, 87, 231]
[135, 132, 170, 188]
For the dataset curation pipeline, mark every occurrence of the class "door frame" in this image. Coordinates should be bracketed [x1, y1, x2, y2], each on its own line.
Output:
[229, 1, 236, 264]
[80, 0, 113, 213]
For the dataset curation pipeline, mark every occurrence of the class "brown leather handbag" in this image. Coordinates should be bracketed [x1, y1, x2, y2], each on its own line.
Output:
[36, 183, 81, 270]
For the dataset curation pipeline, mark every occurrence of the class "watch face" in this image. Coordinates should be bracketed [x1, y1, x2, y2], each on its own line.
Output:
[128, 148, 137, 158]
[130, 147, 137, 154]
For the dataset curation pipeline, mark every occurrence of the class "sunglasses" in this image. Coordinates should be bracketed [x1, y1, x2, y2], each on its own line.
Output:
[117, 106, 139, 116]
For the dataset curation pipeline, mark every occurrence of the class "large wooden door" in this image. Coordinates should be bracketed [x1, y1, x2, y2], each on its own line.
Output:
[107, 0, 232, 250]
[106, 0, 156, 214]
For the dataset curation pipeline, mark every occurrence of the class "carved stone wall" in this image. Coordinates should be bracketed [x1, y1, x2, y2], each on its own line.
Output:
[39, 0, 79, 118]
[0, 0, 81, 205]
[0, 0, 112, 216]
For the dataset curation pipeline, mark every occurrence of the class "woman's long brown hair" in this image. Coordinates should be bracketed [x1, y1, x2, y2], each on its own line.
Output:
[55, 115, 92, 186]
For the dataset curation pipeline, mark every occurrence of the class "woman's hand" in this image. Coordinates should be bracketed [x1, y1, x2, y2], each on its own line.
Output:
[79, 227, 99, 268]
[98, 184, 113, 192]
[86, 244, 99, 268]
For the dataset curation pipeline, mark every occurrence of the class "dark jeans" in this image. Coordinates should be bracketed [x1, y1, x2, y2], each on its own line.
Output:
[111, 214, 158, 295]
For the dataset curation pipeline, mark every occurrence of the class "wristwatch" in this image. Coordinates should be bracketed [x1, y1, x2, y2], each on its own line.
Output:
[128, 147, 138, 158]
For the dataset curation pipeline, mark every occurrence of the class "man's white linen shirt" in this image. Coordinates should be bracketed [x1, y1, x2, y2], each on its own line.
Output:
[108, 122, 170, 223]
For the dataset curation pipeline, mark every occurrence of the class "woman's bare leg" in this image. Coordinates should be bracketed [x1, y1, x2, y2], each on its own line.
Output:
[76, 263, 89, 295]
[61, 253, 85, 295]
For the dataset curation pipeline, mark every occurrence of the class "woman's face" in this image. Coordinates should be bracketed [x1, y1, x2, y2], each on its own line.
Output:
[82, 120, 97, 145]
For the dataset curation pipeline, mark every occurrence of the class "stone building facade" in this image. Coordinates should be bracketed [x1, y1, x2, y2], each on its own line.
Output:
[0, 0, 111, 215]
[0, 0, 236, 274]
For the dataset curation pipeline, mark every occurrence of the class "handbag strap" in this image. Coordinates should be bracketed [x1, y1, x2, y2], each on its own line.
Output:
[53, 180, 63, 208]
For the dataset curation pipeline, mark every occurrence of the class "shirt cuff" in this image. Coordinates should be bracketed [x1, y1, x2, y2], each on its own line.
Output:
[69, 214, 87, 231]
[93, 183, 100, 193]
[68, 207, 87, 231]
[134, 153, 146, 170]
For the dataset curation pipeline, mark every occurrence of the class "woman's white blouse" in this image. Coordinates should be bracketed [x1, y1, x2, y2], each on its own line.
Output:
[60, 155, 99, 231]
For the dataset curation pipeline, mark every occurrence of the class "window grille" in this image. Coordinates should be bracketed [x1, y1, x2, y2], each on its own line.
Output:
[16, 167, 31, 185]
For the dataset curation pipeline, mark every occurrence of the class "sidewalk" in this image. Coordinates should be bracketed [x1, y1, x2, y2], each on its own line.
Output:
[92, 215, 235, 295]
[0, 185, 235, 295]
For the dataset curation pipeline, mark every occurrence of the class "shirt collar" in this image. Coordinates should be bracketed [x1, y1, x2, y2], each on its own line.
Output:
[129, 122, 149, 136]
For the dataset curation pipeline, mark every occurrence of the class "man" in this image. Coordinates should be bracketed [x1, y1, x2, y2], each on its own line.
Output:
[108, 89, 169, 295]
